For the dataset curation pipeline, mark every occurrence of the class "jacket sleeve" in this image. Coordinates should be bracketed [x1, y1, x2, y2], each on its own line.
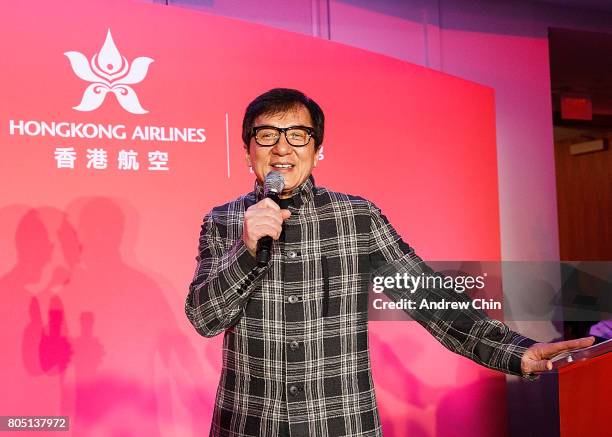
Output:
[185, 212, 267, 338]
[367, 201, 539, 380]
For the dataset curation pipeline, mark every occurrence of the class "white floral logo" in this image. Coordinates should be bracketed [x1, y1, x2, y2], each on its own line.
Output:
[65, 29, 153, 114]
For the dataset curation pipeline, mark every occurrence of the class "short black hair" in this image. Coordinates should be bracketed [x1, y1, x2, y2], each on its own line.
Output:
[242, 88, 324, 150]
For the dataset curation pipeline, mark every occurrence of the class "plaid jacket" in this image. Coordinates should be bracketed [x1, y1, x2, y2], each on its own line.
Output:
[186, 176, 537, 437]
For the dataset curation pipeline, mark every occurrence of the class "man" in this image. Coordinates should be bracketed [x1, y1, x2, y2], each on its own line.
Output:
[185, 88, 594, 437]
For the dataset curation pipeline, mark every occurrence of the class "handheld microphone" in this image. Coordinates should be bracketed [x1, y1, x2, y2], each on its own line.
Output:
[256, 171, 285, 266]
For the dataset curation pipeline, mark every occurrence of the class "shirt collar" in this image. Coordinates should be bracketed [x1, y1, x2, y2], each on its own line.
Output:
[254, 175, 316, 209]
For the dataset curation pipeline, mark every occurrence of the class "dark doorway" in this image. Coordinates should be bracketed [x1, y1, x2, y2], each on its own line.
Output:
[548, 27, 612, 340]
[549, 27, 612, 261]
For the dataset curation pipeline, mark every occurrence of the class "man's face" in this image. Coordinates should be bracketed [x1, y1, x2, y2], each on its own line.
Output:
[247, 105, 318, 198]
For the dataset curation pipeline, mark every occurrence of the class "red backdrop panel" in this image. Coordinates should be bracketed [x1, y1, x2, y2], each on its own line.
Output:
[0, 0, 502, 435]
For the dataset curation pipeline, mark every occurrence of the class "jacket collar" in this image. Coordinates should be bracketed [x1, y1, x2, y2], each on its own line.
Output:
[254, 175, 316, 209]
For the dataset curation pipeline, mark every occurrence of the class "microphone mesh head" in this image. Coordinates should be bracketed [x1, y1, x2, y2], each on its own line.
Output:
[264, 171, 285, 196]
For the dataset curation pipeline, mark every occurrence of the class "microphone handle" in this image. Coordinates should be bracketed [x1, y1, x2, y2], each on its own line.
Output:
[256, 236, 273, 266]
[255, 191, 281, 266]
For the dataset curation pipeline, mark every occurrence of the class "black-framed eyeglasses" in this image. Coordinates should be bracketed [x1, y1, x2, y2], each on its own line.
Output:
[252, 125, 315, 147]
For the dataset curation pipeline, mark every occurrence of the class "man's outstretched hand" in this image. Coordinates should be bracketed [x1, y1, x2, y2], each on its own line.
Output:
[521, 336, 596, 375]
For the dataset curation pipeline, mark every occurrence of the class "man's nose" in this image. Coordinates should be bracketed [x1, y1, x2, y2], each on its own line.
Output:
[272, 134, 292, 155]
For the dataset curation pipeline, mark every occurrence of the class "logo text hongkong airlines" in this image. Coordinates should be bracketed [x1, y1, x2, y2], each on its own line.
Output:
[6, 29, 207, 173]
[8, 28, 206, 145]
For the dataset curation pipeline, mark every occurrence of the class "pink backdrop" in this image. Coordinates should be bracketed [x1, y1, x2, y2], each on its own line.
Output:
[0, 0, 506, 435]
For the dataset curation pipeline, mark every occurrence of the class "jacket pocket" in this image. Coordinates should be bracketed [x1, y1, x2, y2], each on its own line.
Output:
[321, 255, 330, 318]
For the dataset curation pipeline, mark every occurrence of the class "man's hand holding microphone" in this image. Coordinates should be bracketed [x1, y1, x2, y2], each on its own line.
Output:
[242, 172, 290, 265]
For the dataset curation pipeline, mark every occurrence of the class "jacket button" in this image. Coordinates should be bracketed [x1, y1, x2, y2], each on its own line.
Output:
[289, 340, 299, 351]
[289, 385, 300, 396]
[287, 250, 297, 259]
[288, 295, 299, 304]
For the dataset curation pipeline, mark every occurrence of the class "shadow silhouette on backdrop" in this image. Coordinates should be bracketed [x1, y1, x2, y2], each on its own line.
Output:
[1, 200, 215, 436]
[0, 207, 71, 417]
[57, 197, 212, 436]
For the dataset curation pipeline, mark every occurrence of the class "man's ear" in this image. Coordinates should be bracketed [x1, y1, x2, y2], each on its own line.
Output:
[245, 147, 251, 167]
[313, 146, 321, 167]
